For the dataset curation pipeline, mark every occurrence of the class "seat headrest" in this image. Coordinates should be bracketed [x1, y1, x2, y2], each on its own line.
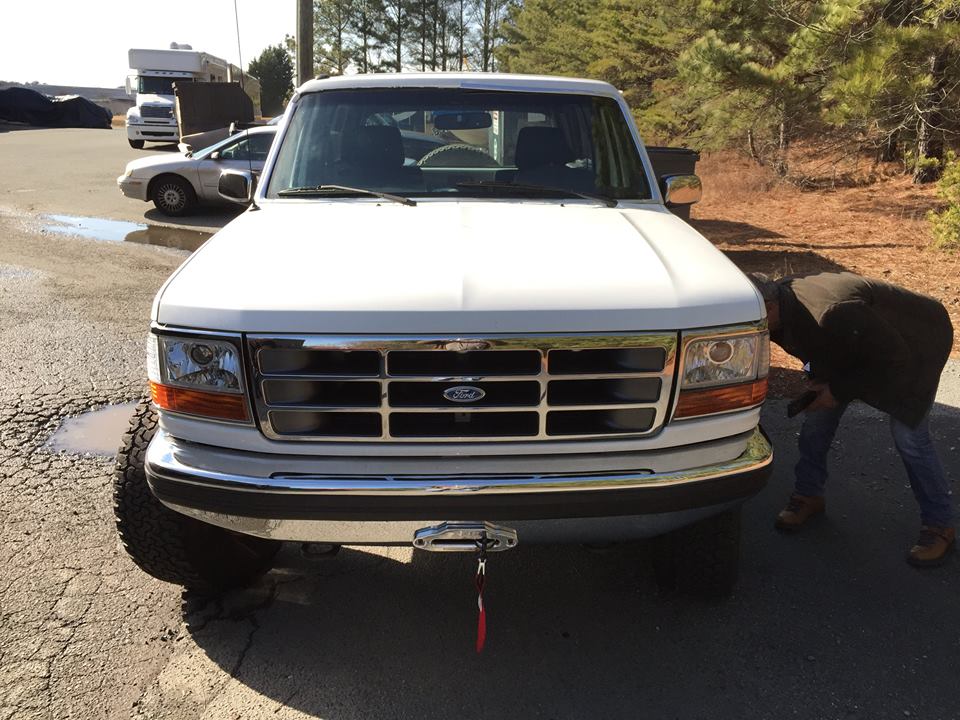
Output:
[344, 125, 405, 168]
[515, 127, 574, 170]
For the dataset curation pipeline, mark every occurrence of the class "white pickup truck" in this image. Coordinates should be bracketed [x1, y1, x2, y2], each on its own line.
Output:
[114, 74, 772, 599]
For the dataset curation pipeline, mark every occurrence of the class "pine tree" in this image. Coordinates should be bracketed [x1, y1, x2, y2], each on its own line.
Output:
[498, 0, 596, 76]
[674, 0, 873, 175]
[352, 0, 386, 73]
[450, 0, 471, 69]
[824, 0, 960, 182]
[380, 0, 410, 71]
[314, 0, 358, 75]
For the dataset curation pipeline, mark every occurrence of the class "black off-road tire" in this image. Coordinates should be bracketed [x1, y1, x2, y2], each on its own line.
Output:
[128, 138, 145, 149]
[651, 508, 741, 600]
[150, 174, 196, 216]
[113, 401, 280, 595]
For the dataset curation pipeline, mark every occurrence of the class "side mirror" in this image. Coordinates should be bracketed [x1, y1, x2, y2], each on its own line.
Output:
[125, 76, 133, 96]
[218, 169, 253, 204]
[661, 174, 702, 206]
[209, 151, 221, 161]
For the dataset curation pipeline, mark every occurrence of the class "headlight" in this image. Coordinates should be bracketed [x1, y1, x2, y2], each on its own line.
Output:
[681, 332, 767, 389]
[674, 329, 769, 418]
[147, 333, 250, 421]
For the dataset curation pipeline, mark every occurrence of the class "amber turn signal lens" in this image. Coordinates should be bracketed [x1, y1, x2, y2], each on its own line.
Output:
[674, 378, 768, 419]
[150, 382, 250, 422]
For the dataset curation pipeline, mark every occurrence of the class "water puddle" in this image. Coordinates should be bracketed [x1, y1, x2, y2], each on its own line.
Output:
[43, 214, 211, 252]
[47, 402, 138, 456]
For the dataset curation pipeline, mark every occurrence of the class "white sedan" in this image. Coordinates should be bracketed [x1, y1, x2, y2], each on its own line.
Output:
[117, 126, 276, 216]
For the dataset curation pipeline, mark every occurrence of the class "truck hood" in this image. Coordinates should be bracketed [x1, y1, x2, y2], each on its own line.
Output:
[155, 202, 763, 334]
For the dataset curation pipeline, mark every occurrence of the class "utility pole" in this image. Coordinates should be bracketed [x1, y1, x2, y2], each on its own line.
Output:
[296, 0, 314, 87]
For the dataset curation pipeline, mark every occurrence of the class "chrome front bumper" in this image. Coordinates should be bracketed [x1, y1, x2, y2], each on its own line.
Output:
[145, 427, 773, 544]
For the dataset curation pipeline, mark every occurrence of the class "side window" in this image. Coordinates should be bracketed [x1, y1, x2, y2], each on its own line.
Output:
[218, 139, 247, 161]
[247, 133, 274, 162]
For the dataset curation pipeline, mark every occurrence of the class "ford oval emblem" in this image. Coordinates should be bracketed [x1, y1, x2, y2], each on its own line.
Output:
[443, 385, 486, 403]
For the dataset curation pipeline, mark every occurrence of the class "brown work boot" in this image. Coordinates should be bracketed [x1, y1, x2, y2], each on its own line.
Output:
[907, 526, 956, 567]
[775, 494, 825, 531]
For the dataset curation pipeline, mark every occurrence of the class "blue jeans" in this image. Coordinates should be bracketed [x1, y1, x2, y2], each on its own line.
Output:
[795, 404, 953, 527]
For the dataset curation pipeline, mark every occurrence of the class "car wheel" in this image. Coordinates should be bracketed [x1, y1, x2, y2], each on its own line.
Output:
[113, 401, 280, 595]
[128, 139, 145, 149]
[151, 176, 196, 216]
[651, 508, 741, 600]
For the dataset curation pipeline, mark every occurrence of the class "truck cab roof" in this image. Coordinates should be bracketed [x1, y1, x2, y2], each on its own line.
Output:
[297, 73, 622, 100]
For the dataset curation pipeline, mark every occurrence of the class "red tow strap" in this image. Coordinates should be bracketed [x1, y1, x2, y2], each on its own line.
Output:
[475, 565, 487, 653]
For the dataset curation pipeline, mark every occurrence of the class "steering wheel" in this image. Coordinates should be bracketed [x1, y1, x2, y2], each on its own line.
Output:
[417, 143, 500, 168]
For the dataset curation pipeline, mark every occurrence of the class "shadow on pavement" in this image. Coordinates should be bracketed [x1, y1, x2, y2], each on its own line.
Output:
[141, 143, 181, 153]
[0, 122, 48, 133]
[144, 206, 242, 231]
[181, 400, 960, 718]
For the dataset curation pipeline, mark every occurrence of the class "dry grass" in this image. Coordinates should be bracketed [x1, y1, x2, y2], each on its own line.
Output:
[111, 114, 126, 128]
[691, 150, 960, 396]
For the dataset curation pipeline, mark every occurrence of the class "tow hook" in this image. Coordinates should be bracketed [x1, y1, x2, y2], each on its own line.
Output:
[412, 521, 518, 552]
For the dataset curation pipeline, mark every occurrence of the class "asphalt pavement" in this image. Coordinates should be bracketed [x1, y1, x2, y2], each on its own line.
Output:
[1, 127, 958, 720]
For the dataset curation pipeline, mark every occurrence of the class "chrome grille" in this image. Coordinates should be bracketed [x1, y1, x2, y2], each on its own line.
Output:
[248, 334, 677, 442]
[141, 105, 173, 119]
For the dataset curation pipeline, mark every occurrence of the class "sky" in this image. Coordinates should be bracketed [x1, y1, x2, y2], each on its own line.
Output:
[0, 0, 296, 88]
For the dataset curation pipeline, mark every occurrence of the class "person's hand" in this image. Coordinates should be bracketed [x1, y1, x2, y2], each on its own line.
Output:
[806, 382, 839, 412]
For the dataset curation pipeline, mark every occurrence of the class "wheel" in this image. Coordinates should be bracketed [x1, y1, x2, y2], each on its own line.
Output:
[128, 138, 145, 149]
[113, 401, 280, 594]
[417, 143, 500, 168]
[150, 175, 196, 216]
[651, 509, 741, 600]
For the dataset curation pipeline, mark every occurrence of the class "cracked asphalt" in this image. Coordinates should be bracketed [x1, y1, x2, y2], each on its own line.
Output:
[1, 127, 959, 720]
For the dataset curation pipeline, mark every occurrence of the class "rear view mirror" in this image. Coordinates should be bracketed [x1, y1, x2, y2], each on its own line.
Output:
[433, 111, 492, 130]
[661, 174, 702, 206]
[218, 169, 253, 204]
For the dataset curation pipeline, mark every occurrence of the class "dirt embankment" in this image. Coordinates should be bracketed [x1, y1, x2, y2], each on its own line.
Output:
[691, 151, 960, 395]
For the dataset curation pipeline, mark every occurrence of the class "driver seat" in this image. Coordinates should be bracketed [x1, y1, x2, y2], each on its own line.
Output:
[510, 126, 593, 192]
[335, 126, 422, 190]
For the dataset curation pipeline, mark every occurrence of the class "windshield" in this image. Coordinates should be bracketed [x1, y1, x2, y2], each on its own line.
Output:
[137, 76, 192, 95]
[266, 88, 651, 201]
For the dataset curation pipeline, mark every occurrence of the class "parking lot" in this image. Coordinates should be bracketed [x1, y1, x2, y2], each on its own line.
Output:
[1, 125, 959, 720]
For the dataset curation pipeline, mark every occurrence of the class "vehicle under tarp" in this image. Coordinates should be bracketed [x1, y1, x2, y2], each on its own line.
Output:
[0, 87, 112, 129]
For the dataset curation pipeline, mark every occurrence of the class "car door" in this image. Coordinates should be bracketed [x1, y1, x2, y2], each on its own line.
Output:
[196, 131, 275, 200]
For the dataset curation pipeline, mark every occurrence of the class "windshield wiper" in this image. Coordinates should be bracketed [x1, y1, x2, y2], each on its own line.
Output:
[455, 180, 618, 208]
[277, 184, 417, 206]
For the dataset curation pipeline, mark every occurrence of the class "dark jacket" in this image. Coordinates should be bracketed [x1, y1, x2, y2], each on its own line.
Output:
[773, 272, 953, 427]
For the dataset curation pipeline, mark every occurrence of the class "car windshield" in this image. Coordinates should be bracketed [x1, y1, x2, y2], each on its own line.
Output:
[266, 88, 651, 202]
[137, 76, 191, 95]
